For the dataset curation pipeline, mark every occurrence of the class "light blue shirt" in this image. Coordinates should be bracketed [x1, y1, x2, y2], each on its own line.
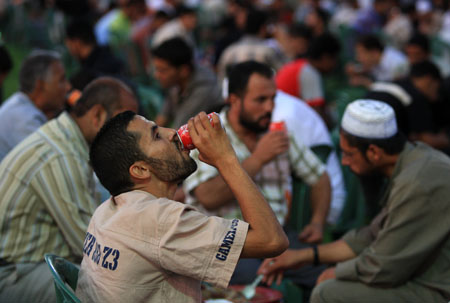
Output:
[0, 92, 47, 161]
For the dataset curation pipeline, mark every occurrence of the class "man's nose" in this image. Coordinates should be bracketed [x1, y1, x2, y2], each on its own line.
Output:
[163, 127, 178, 141]
[341, 156, 350, 166]
[66, 80, 72, 93]
[264, 99, 275, 113]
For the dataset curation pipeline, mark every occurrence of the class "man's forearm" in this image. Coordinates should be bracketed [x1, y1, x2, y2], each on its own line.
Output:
[216, 156, 288, 258]
[309, 172, 331, 225]
[318, 240, 356, 264]
[194, 155, 265, 210]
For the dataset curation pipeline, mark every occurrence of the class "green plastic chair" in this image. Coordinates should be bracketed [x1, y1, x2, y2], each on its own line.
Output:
[287, 144, 333, 234]
[44, 253, 81, 303]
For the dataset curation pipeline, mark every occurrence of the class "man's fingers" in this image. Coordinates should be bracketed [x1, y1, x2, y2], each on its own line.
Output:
[194, 112, 208, 131]
[276, 272, 283, 286]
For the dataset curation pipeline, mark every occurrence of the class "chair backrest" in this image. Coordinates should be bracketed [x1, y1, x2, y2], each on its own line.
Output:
[44, 253, 81, 303]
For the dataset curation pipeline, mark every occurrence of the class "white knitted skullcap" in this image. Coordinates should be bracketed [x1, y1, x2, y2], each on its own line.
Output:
[341, 99, 397, 139]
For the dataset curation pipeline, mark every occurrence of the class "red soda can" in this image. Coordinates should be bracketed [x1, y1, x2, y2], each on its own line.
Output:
[177, 113, 218, 150]
[269, 121, 286, 132]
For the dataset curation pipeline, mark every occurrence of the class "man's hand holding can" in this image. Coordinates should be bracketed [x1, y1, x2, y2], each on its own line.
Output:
[186, 112, 237, 169]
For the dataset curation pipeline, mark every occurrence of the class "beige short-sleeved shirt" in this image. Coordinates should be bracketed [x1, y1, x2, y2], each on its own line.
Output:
[76, 190, 248, 302]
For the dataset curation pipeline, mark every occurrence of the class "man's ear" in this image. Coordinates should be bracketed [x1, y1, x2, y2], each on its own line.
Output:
[366, 144, 383, 163]
[129, 161, 152, 180]
[179, 64, 191, 79]
[33, 78, 46, 94]
[90, 104, 108, 129]
[228, 93, 241, 106]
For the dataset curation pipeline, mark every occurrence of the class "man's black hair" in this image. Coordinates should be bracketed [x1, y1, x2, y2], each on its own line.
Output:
[66, 18, 97, 45]
[407, 32, 430, 53]
[176, 4, 196, 17]
[244, 8, 268, 35]
[356, 34, 384, 52]
[287, 23, 313, 41]
[227, 60, 273, 98]
[0, 45, 13, 74]
[307, 32, 341, 60]
[90, 111, 144, 196]
[340, 128, 407, 157]
[71, 77, 133, 118]
[410, 60, 441, 81]
[151, 37, 193, 69]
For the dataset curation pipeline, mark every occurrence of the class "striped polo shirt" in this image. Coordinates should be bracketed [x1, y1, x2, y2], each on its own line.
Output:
[0, 112, 100, 263]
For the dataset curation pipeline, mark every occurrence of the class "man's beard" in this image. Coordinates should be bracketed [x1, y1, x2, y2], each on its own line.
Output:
[146, 155, 197, 183]
[239, 107, 271, 134]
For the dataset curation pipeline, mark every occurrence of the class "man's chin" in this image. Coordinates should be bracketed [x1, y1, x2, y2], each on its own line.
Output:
[177, 159, 198, 182]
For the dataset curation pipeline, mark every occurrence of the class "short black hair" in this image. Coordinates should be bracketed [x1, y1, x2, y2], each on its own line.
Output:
[410, 60, 441, 81]
[287, 23, 313, 41]
[175, 4, 196, 17]
[0, 45, 13, 74]
[151, 37, 193, 69]
[90, 111, 144, 196]
[65, 18, 97, 45]
[407, 32, 430, 53]
[356, 34, 384, 52]
[340, 128, 406, 156]
[244, 8, 268, 35]
[19, 50, 61, 94]
[307, 32, 341, 60]
[71, 77, 133, 118]
[227, 60, 273, 98]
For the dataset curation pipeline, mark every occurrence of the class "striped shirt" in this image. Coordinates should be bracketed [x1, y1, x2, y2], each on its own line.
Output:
[0, 112, 100, 263]
[184, 108, 325, 225]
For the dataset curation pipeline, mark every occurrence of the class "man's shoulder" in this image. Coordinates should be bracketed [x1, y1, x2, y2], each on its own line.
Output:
[0, 118, 82, 174]
[0, 93, 43, 120]
[396, 143, 450, 190]
[189, 66, 221, 96]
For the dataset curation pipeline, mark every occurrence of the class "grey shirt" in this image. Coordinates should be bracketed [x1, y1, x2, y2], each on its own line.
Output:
[335, 142, 450, 298]
[161, 65, 224, 128]
[0, 92, 47, 161]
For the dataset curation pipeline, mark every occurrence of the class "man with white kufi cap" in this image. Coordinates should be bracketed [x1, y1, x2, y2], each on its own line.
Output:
[259, 99, 450, 302]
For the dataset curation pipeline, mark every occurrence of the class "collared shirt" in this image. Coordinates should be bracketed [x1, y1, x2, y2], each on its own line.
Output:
[0, 112, 99, 263]
[161, 65, 224, 128]
[184, 108, 325, 225]
[76, 190, 248, 303]
[335, 143, 450, 298]
[0, 92, 47, 161]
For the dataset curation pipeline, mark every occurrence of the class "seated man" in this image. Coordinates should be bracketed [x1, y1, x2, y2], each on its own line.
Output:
[346, 34, 409, 87]
[76, 111, 288, 302]
[0, 77, 138, 303]
[259, 100, 450, 303]
[184, 61, 331, 287]
[366, 60, 449, 153]
[152, 37, 224, 128]
[0, 50, 71, 160]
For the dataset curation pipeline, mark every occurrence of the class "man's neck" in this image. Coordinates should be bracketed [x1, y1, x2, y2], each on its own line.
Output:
[133, 181, 178, 200]
[178, 69, 192, 94]
[70, 112, 94, 145]
[226, 110, 259, 150]
[79, 44, 95, 60]
[26, 92, 57, 120]
[379, 154, 399, 178]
